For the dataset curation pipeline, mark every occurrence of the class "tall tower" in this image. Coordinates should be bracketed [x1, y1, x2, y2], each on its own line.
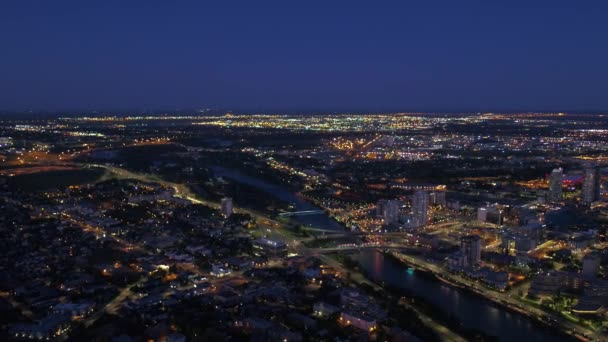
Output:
[382, 200, 401, 225]
[460, 235, 481, 267]
[582, 166, 601, 205]
[221, 197, 233, 218]
[548, 168, 563, 203]
[412, 190, 429, 228]
[582, 252, 601, 279]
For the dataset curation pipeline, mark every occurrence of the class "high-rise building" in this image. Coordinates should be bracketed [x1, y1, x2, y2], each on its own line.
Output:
[412, 191, 429, 228]
[460, 235, 481, 267]
[221, 197, 233, 218]
[429, 191, 446, 206]
[477, 207, 488, 222]
[476, 204, 503, 225]
[582, 252, 601, 279]
[376, 199, 387, 218]
[548, 167, 563, 203]
[582, 166, 601, 205]
[382, 200, 401, 225]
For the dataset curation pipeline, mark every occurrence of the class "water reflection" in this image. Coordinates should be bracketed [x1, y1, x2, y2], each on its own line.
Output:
[352, 250, 573, 342]
[211, 166, 343, 230]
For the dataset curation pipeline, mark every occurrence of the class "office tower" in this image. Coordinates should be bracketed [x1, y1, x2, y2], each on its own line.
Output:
[582, 252, 601, 279]
[376, 199, 387, 218]
[429, 191, 446, 206]
[382, 200, 401, 224]
[221, 197, 233, 218]
[548, 167, 563, 203]
[460, 235, 481, 267]
[582, 166, 601, 205]
[476, 204, 503, 225]
[477, 207, 488, 222]
[412, 190, 429, 228]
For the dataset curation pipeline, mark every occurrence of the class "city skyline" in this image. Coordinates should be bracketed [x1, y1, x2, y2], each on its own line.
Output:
[2, 2, 608, 341]
[1, 111, 608, 341]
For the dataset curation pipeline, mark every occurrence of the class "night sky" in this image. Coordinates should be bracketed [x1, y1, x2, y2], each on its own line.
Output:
[1, 1, 607, 112]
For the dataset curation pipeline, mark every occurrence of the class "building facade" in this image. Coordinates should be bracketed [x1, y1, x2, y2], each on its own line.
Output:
[411, 191, 429, 228]
[582, 166, 601, 205]
[221, 197, 233, 218]
[548, 167, 563, 203]
[460, 235, 481, 267]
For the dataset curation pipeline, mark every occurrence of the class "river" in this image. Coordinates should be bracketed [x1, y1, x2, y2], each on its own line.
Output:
[212, 166, 574, 341]
[212, 166, 343, 230]
[352, 249, 573, 341]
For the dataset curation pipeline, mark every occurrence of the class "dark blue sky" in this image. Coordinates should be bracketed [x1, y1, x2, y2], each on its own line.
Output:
[1, 0, 607, 112]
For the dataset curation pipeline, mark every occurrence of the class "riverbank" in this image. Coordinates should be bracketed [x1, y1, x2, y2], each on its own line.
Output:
[383, 250, 586, 341]
[323, 253, 467, 342]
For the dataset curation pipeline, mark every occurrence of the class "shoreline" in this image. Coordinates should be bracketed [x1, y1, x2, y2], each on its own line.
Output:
[380, 250, 583, 341]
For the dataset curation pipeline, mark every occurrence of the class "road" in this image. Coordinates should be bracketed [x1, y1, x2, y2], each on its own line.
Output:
[83, 277, 148, 328]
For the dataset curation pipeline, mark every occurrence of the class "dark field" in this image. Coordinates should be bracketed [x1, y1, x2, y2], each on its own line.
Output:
[6, 167, 105, 191]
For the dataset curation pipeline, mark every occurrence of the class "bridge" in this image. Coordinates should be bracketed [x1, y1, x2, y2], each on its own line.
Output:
[307, 244, 408, 254]
[278, 210, 325, 217]
[300, 227, 343, 234]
